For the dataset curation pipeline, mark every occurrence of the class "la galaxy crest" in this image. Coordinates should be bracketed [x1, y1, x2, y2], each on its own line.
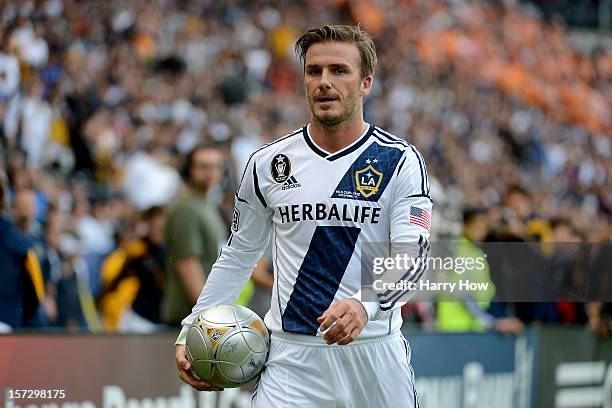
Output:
[332, 142, 404, 201]
[355, 164, 383, 198]
[271, 154, 291, 183]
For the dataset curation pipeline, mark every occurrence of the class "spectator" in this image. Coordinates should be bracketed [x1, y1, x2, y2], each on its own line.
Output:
[437, 208, 524, 334]
[38, 208, 63, 326]
[0, 171, 45, 329]
[162, 144, 252, 326]
[54, 232, 85, 329]
[549, 218, 588, 325]
[98, 206, 166, 332]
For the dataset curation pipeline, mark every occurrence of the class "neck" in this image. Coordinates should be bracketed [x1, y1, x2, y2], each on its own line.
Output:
[464, 230, 480, 242]
[309, 115, 368, 154]
[189, 186, 209, 197]
[16, 220, 30, 232]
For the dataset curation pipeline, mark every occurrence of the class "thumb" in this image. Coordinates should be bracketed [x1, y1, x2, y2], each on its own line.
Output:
[183, 359, 191, 371]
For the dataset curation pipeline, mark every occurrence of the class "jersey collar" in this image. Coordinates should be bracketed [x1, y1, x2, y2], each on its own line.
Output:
[303, 123, 375, 161]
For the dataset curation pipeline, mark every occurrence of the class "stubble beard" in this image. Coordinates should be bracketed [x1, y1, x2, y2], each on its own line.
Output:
[311, 94, 360, 129]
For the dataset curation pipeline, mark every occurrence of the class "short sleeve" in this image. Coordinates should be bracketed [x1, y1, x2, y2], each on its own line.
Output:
[166, 206, 203, 259]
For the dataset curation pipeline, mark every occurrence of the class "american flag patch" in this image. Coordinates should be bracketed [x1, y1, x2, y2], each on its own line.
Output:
[410, 206, 430, 231]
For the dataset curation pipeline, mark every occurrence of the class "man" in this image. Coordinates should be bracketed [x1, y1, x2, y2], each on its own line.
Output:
[0, 175, 45, 329]
[98, 206, 166, 332]
[161, 144, 229, 326]
[11, 187, 38, 233]
[13, 187, 60, 327]
[175, 25, 432, 407]
[437, 208, 524, 334]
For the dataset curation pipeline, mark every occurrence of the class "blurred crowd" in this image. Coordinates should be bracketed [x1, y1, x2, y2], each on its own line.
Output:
[0, 0, 610, 335]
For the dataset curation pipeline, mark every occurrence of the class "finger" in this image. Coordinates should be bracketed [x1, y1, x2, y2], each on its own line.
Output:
[318, 312, 341, 333]
[181, 359, 191, 371]
[317, 304, 337, 324]
[324, 314, 355, 344]
[179, 370, 223, 392]
[176, 353, 221, 392]
[337, 327, 360, 345]
[325, 322, 355, 345]
[319, 303, 348, 331]
[176, 346, 191, 371]
[323, 312, 352, 339]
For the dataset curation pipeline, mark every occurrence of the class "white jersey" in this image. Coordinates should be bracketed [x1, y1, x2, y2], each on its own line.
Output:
[177, 123, 432, 344]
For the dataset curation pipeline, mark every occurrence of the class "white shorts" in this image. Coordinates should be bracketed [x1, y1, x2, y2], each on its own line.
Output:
[252, 332, 419, 408]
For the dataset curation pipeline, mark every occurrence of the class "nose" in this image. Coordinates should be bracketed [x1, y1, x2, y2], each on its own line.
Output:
[318, 68, 332, 90]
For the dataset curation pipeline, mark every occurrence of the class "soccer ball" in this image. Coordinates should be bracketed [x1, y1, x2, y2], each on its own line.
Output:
[185, 304, 269, 388]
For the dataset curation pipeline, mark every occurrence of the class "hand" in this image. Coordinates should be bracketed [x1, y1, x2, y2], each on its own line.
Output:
[317, 299, 368, 345]
[175, 345, 224, 392]
[494, 317, 524, 336]
[42, 294, 58, 322]
[588, 317, 610, 339]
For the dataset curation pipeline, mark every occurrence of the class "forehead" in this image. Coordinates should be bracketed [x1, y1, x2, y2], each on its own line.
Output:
[193, 149, 221, 162]
[305, 41, 361, 68]
[14, 190, 35, 202]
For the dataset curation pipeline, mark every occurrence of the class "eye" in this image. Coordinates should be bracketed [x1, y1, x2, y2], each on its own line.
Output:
[335, 67, 346, 74]
[307, 68, 321, 76]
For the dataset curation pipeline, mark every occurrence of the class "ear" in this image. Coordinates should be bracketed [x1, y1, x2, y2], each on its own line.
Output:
[360, 74, 373, 97]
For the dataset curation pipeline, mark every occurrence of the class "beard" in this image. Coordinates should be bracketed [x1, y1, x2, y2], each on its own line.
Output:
[310, 93, 360, 127]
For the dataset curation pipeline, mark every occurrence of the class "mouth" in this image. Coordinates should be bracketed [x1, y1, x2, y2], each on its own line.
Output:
[316, 96, 338, 103]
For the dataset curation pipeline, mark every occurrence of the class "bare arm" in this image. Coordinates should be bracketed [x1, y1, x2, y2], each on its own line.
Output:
[176, 257, 206, 305]
[251, 257, 274, 290]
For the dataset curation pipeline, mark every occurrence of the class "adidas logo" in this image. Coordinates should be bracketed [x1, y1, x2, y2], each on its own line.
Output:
[281, 175, 301, 190]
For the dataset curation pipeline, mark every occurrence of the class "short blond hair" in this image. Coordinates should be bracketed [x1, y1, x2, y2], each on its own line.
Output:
[295, 24, 377, 78]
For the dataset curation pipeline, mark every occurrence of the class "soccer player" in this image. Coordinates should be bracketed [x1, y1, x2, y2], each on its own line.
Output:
[175, 24, 432, 407]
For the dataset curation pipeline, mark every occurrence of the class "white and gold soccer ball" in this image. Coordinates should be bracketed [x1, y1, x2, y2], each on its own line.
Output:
[185, 305, 269, 388]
